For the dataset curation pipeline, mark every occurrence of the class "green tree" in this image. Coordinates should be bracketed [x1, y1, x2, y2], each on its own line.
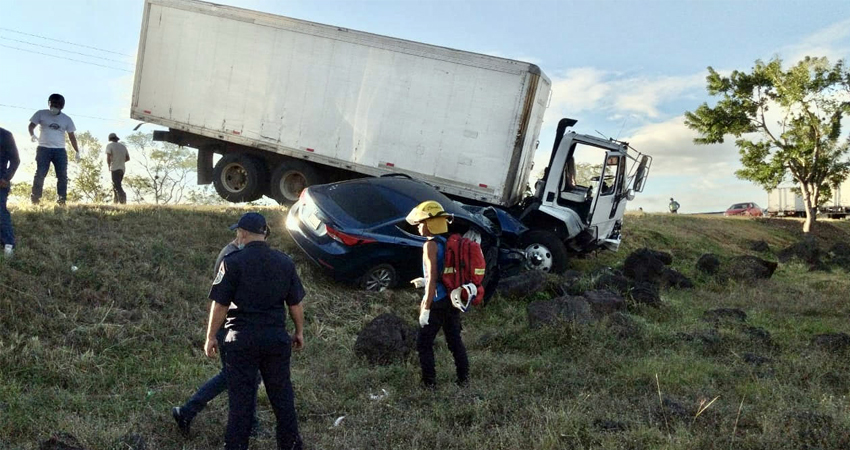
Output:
[124, 132, 194, 204]
[68, 131, 111, 203]
[684, 57, 850, 232]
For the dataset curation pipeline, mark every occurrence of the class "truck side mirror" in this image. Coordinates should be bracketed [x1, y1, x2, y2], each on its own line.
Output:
[633, 155, 651, 192]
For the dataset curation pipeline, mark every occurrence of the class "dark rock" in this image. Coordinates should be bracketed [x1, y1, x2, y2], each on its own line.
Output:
[498, 270, 546, 298]
[726, 255, 777, 280]
[527, 296, 594, 329]
[562, 270, 583, 283]
[742, 353, 772, 366]
[353, 313, 417, 365]
[743, 325, 772, 344]
[629, 282, 661, 306]
[703, 308, 747, 324]
[660, 268, 694, 289]
[693, 328, 722, 345]
[605, 312, 643, 339]
[811, 333, 850, 352]
[583, 290, 626, 317]
[623, 248, 671, 284]
[39, 433, 86, 450]
[654, 397, 690, 424]
[695, 254, 721, 275]
[747, 240, 771, 253]
[778, 237, 821, 266]
[593, 272, 631, 295]
[593, 419, 628, 432]
[114, 434, 146, 450]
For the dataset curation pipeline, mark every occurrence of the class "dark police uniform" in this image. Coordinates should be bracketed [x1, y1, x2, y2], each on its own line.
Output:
[209, 240, 305, 450]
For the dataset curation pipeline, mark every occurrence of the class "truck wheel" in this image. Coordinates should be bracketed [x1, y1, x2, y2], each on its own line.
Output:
[270, 160, 324, 204]
[213, 154, 266, 202]
[519, 230, 568, 274]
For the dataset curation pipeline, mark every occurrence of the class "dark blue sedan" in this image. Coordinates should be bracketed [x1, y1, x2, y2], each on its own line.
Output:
[286, 176, 515, 293]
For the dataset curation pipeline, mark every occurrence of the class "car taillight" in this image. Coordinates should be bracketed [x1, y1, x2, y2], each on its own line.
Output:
[325, 226, 376, 246]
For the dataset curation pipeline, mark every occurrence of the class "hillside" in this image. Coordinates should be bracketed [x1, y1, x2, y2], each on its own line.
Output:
[2, 206, 850, 449]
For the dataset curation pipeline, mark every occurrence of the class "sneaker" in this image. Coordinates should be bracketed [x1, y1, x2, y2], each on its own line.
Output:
[172, 406, 192, 436]
[2, 245, 12, 258]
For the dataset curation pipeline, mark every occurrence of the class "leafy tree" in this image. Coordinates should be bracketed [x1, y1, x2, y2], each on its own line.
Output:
[684, 57, 850, 232]
[68, 131, 111, 203]
[124, 132, 194, 204]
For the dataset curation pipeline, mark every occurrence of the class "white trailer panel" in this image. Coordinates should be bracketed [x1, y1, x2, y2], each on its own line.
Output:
[132, 0, 550, 205]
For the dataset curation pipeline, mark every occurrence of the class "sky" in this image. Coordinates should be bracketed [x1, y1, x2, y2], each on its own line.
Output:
[1, 0, 849, 212]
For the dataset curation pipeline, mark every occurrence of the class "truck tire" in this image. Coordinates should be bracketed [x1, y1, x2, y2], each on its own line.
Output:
[213, 154, 266, 202]
[519, 230, 569, 274]
[270, 160, 324, 204]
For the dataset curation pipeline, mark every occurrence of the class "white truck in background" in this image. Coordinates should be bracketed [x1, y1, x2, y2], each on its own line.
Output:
[131, 0, 652, 273]
[766, 181, 850, 219]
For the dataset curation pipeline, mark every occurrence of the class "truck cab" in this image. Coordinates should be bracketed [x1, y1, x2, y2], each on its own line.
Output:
[512, 119, 651, 273]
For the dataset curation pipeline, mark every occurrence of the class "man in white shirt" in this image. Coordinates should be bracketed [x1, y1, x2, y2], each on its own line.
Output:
[105, 133, 130, 204]
[28, 93, 81, 205]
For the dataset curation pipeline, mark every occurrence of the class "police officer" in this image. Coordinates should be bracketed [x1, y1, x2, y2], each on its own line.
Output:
[206, 212, 305, 450]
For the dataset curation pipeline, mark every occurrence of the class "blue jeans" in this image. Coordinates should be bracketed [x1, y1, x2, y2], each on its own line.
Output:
[181, 329, 259, 428]
[224, 328, 301, 450]
[31, 146, 67, 203]
[0, 187, 12, 247]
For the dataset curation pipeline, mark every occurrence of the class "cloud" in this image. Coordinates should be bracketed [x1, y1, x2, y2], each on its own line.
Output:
[781, 17, 850, 62]
[544, 68, 705, 124]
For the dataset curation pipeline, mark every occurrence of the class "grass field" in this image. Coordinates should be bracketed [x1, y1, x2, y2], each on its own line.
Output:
[2, 206, 850, 449]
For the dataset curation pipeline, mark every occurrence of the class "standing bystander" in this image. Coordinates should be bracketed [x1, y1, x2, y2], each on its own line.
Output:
[0, 127, 21, 258]
[105, 133, 130, 204]
[28, 93, 80, 205]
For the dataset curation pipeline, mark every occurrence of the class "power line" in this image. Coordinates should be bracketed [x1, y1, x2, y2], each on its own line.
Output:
[0, 26, 132, 57]
[0, 36, 133, 66]
[0, 103, 137, 124]
[0, 43, 133, 73]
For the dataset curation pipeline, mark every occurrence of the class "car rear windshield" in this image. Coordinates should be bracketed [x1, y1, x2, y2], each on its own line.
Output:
[730, 203, 747, 209]
[326, 183, 402, 226]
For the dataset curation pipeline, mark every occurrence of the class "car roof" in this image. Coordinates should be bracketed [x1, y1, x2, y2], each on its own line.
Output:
[309, 176, 482, 229]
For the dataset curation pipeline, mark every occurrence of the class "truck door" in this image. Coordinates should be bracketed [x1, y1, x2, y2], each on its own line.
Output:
[588, 152, 624, 236]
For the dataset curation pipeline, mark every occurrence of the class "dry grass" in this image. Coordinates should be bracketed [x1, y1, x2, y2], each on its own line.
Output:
[2, 206, 850, 449]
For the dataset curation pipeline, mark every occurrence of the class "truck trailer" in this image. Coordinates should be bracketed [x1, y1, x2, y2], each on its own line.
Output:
[132, 0, 652, 273]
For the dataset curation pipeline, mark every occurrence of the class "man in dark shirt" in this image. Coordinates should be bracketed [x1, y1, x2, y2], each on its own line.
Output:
[206, 212, 305, 450]
[0, 127, 21, 258]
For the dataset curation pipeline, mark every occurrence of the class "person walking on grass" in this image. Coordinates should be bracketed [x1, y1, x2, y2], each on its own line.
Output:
[406, 200, 469, 388]
[0, 127, 20, 258]
[206, 212, 305, 449]
[105, 133, 129, 204]
[669, 197, 680, 214]
[28, 93, 80, 205]
[172, 229, 268, 438]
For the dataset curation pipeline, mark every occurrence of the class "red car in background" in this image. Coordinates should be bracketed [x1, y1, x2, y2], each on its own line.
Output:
[724, 202, 764, 217]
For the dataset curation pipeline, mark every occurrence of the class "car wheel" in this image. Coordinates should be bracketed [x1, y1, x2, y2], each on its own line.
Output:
[360, 263, 398, 291]
[213, 154, 267, 202]
[270, 160, 325, 205]
[519, 230, 569, 274]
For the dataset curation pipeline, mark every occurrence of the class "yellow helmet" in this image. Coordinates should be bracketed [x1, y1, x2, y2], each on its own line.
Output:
[406, 200, 449, 234]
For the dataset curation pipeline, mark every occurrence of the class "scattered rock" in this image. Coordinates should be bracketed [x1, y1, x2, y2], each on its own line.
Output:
[583, 290, 626, 317]
[593, 419, 628, 432]
[353, 313, 417, 365]
[778, 237, 821, 266]
[703, 308, 747, 324]
[593, 272, 631, 295]
[527, 296, 595, 329]
[623, 248, 671, 284]
[747, 240, 771, 253]
[811, 333, 850, 352]
[605, 312, 644, 340]
[695, 254, 721, 275]
[498, 270, 546, 298]
[629, 283, 661, 307]
[742, 352, 772, 366]
[660, 268, 694, 289]
[39, 433, 86, 450]
[561, 270, 583, 283]
[726, 255, 777, 280]
[114, 434, 146, 450]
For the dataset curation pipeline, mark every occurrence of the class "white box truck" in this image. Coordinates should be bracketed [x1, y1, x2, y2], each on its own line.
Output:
[767, 182, 849, 219]
[132, 0, 652, 272]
